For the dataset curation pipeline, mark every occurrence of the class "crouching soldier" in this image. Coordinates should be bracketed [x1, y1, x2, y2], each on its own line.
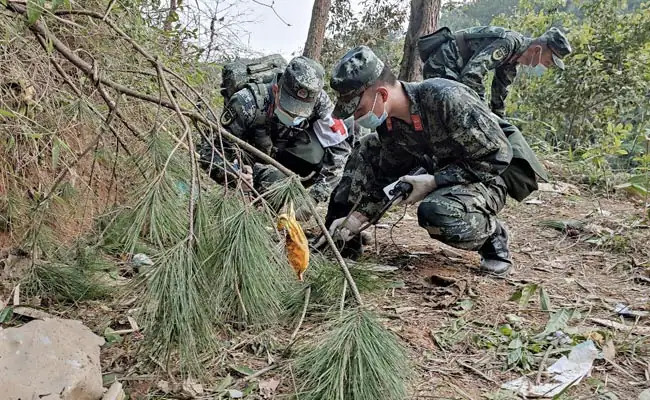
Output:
[199, 56, 351, 220]
[322, 46, 547, 276]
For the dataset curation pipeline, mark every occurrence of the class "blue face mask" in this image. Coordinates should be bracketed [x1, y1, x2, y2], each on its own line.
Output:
[275, 106, 306, 127]
[356, 93, 387, 130]
[524, 47, 547, 77]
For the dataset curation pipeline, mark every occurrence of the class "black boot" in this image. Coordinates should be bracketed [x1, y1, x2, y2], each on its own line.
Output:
[479, 221, 512, 277]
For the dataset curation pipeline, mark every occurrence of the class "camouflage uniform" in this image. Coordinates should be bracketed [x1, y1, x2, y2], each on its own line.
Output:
[199, 56, 351, 203]
[327, 78, 511, 251]
[326, 46, 549, 273]
[419, 26, 571, 117]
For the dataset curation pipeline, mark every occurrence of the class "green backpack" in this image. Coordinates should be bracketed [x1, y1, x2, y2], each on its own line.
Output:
[220, 54, 287, 99]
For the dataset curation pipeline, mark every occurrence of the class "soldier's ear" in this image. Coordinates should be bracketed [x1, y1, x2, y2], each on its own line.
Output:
[377, 87, 389, 103]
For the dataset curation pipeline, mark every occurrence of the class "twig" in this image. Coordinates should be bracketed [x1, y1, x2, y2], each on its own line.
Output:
[536, 345, 553, 385]
[102, 0, 117, 20]
[155, 61, 198, 244]
[457, 360, 498, 385]
[339, 280, 347, 315]
[234, 282, 248, 319]
[242, 363, 278, 382]
[250, 0, 291, 26]
[290, 286, 311, 342]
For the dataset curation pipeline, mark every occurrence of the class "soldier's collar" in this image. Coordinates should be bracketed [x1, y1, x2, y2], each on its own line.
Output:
[398, 81, 424, 132]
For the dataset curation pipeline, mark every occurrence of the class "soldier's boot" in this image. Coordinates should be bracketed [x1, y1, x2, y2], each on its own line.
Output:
[478, 220, 512, 277]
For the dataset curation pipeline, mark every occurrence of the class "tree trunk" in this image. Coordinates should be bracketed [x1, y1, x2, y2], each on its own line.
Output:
[399, 0, 440, 81]
[163, 0, 178, 32]
[303, 0, 332, 61]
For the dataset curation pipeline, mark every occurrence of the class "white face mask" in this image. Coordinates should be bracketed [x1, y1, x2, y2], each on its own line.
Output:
[355, 92, 387, 130]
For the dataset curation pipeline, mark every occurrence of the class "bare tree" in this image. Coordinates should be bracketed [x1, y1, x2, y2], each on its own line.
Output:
[303, 0, 332, 61]
[399, 0, 440, 81]
[163, 0, 178, 32]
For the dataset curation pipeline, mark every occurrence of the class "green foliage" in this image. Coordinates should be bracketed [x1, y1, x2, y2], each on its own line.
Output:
[138, 239, 218, 375]
[204, 197, 292, 327]
[495, 0, 650, 162]
[321, 0, 407, 75]
[284, 254, 383, 321]
[295, 309, 410, 400]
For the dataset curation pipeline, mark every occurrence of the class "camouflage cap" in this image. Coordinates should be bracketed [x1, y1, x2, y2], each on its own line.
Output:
[540, 27, 572, 70]
[330, 46, 385, 119]
[278, 56, 325, 118]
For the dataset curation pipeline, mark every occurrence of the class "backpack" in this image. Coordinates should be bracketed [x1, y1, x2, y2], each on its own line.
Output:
[220, 54, 287, 99]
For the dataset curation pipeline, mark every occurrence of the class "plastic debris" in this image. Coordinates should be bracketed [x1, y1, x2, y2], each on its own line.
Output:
[501, 340, 598, 397]
[614, 303, 649, 319]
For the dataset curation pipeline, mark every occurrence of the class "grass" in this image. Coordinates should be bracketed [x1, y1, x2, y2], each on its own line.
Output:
[22, 245, 115, 303]
[294, 308, 411, 400]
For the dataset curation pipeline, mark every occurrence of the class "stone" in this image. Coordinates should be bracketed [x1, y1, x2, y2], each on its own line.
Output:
[0, 318, 105, 400]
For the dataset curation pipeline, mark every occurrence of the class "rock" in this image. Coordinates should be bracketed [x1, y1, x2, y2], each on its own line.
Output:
[0, 318, 105, 400]
[102, 382, 125, 400]
[640, 389, 650, 400]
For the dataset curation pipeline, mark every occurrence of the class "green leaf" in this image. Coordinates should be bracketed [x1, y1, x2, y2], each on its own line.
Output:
[539, 286, 552, 311]
[536, 309, 579, 339]
[510, 284, 538, 308]
[0, 0, 6, 6]
[103, 327, 123, 345]
[0, 108, 14, 118]
[0, 306, 13, 323]
[26, 0, 45, 25]
[499, 324, 513, 337]
[230, 365, 255, 376]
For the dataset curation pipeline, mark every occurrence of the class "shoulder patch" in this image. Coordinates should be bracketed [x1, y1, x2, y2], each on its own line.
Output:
[492, 46, 507, 61]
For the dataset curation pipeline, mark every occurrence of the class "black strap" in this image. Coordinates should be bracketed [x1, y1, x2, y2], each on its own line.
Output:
[455, 32, 471, 63]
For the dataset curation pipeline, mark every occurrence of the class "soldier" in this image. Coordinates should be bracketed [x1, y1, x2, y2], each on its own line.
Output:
[418, 26, 571, 117]
[199, 56, 351, 220]
[322, 46, 547, 276]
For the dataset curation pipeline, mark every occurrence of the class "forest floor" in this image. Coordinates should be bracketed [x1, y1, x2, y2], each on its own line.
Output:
[2, 177, 649, 400]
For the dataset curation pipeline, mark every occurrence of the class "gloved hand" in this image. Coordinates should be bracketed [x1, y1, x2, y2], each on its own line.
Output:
[240, 164, 253, 192]
[315, 211, 368, 247]
[400, 174, 437, 204]
[294, 196, 317, 222]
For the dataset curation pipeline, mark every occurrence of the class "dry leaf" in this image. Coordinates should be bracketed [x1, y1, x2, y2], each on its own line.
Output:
[603, 339, 616, 361]
[259, 378, 280, 398]
[156, 380, 171, 394]
[182, 377, 204, 397]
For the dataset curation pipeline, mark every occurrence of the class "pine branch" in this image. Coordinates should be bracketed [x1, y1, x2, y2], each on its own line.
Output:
[4, 1, 364, 306]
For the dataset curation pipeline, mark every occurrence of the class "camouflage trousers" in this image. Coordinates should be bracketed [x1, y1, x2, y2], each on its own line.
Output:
[326, 134, 508, 252]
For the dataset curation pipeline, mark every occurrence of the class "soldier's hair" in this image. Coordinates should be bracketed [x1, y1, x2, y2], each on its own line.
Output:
[375, 65, 397, 86]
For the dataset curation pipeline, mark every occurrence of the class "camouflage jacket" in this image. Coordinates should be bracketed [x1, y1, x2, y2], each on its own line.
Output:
[219, 80, 351, 202]
[456, 26, 531, 117]
[354, 78, 513, 218]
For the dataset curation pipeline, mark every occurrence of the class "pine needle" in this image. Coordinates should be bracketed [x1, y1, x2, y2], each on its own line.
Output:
[284, 254, 382, 321]
[22, 245, 114, 303]
[294, 309, 411, 400]
[262, 175, 308, 212]
[138, 238, 218, 375]
[205, 202, 293, 327]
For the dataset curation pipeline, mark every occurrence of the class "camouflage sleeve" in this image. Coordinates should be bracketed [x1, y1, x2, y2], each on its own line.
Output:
[490, 63, 517, 118]
[221, 89, 257, 139]
[459, 38, 516, 99]
[430, 86, 513, 187]
[199, 90, 258, 183]
[355, 135, 416, 219]
[308, 138, 351, 203]
[313, 89, 335, 120]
